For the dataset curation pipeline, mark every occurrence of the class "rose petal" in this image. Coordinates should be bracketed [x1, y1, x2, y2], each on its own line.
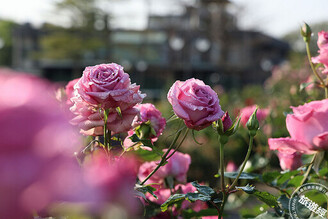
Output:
[268, 137, 315, 154]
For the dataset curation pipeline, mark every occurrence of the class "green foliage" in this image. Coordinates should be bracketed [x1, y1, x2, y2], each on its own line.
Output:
[160, 194, 185, 212]
[224, 172, 259, 180]
[237, 185, 279, 208]
[135, 184, 158, 200]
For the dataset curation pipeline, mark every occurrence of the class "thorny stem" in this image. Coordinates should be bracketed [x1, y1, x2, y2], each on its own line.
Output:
[305, 42, 328, 98]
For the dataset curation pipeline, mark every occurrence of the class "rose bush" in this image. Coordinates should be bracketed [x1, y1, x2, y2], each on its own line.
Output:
[167, 78, 224, 130]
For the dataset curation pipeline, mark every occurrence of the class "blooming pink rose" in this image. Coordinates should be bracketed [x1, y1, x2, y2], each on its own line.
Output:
[65, 78, 79, 106]
[129, 103, 166, 141]
[277, 151, 302, 171]
[138, 150, 191, 185]
[70, 96, 139, 135]
[74, 63, 145, 109]
[312, 31, 328, 74]
[240, 105, 269, 127]
[167, 78, 224, 130]
[268, 99, 328, 155]
[0, 73, 94, 218]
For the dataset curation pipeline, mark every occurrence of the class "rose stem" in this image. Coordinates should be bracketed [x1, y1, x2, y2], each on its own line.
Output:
[229, 135, 254, 190]
[218, 139, 226, 219]
[103, 109, 111, 150]
[140, 128, 184, 185]
[165, 128, 189, 160]
[298, 152, 318, 189]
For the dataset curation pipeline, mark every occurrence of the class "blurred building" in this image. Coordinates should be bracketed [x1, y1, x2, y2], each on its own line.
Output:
[11, 0, 289, 97]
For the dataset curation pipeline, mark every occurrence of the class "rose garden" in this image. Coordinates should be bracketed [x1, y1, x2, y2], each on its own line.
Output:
[0, 24, 328, 219]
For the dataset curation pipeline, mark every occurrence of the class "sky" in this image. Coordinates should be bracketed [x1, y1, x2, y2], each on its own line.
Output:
[1, 0, 328, 38]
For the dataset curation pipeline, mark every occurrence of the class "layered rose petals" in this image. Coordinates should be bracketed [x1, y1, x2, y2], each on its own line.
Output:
[75, 63, 145, 108]
[69, 63, 145, 135]
[167, 78, 224, 130]
[269, 99, 328, 170]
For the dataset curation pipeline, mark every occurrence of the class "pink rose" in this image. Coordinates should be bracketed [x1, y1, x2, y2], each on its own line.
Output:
[167, 78, 224, 130]
[138, 150, 191, 185]
[0, 73, 94, 218]
[240, 105, 269, 127]
[268, 99, 328, 155]
[312, 31, 328, 74]
[65, 78, 80, 106]
[277, 151, 302, 171]
[129, 103, 166, 141]
[70, 96, 139, 135]
[74, 63, 145, 109]
[317, 31, 328, 49]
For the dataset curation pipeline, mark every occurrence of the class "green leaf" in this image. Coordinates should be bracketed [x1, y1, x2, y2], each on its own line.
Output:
[262, 171, 280, 183]
[160, 194, 185, 212]
[253, 190, 279, 208]
[129, 134, 140, 143]
[286, 175, 303, 187]
[185, 192, 211, 202]
[237, 185, 278, 208]
[252, 211, 284, 219]
[319, 167, 328, 177]
[236, 184, 255, 193]
[134, 148, 161, 161]
[140, 139, 153, 147]
[277, 195, 289, 210]
[135, 184, 158, 200]
[224, 172, 259, 179]
[300, 82, 314, 91]
[276, 169, 299, 187]
[191, 181, 216, 197]
[182, 208, 219, 218]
